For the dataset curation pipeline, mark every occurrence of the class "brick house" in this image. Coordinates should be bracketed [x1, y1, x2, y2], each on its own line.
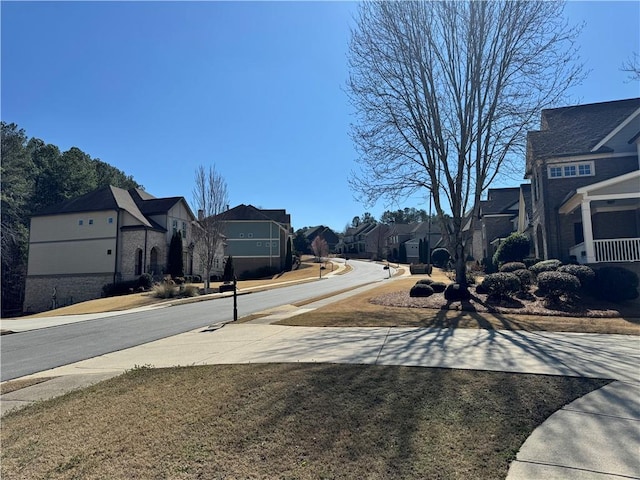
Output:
[526, 98, 640, 268]
[468, 187, 522, 262]
[23, 186, 205, 313]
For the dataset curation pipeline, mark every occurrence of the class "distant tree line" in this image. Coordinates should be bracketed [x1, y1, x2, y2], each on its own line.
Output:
[1, 122, 141, 316]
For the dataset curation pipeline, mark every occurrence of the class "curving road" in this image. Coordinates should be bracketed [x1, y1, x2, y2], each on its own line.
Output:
[1, 260, 395, 381]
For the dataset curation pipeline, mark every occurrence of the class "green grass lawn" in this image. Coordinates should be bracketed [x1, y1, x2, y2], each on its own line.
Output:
[1, 364, 609, 479]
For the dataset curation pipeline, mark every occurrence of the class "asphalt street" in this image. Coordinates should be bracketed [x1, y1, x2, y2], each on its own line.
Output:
[0, 260, 392, 381]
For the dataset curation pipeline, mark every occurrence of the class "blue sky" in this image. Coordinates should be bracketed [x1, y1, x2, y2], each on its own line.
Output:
[2, 1, 639, 232]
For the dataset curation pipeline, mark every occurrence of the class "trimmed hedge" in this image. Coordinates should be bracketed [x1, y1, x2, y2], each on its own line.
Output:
[431, 248, 451, 269]
[537, 271, 580, 301]
[499, 262, 527, 273]
[529, 259, 562, 276]
[410, 284, 435, 297]
[480, 272, 521, 298]
[493, 232, 530, 266]
[557, 264, 596, 292]
[513, 269, 534, 291]
[416, 278, 434, 285]
[593, 266, 639, 303]
[430, 281, 448, 293]
[444, 283, 471, 301]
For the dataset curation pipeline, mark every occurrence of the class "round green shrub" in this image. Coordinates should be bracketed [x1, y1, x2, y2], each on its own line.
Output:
[444, 283, 471, 301]
[593, 266, 639, 303]
[493, 232, 530, 265]
[480, 273, 521, 298]
[430, 281, 447, 293]
[512, 269, 534, 291]
[410, 284, 434, 297]
[537, 271, 580, 301]
[416, 278, 434, 285]
[475, 283, 489, 295]
[558, 265, 596, 292]
[499, 262, 527, 273]
[529, 259, 562, 276]
[431, 248, 451, 269]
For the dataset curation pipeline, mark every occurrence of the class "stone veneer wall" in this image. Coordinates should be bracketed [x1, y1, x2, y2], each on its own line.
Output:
[119, 230, 167, 281]
[23, 273, 113, 314]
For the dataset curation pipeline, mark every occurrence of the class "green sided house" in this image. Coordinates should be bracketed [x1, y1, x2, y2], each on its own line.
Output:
[23, 186, 211, 313]
[213, 204, 292, 277]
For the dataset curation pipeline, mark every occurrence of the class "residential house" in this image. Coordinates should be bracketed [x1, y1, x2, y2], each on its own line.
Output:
[214, 204, 292, 275]
[468, 187, 522, 262]
[403, 222, 446, 263]
[23, 186, 204, 313]
[304, 225, 340, 253]
[337, 223, 377, 257]
[525, 98, 640, 269]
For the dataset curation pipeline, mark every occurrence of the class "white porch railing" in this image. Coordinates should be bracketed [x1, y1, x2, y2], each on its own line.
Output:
[594, 238, 640, 263]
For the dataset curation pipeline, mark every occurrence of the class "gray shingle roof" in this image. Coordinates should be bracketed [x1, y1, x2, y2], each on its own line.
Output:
[217, 204, 290, 226]
[528, 98, 640, 161]
[480, 187, 520, 216]
[31, 186, 191, 231]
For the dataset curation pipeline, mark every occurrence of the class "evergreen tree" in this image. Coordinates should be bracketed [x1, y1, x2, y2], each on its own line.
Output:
[399, 242, 407, 263]
[285, 237, 293, 271]
[167, 231, 184, 277]
[223, 256, 235, 282]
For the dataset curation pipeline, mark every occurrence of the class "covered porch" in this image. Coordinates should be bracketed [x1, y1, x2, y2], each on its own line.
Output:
[559, 171, 640, 264]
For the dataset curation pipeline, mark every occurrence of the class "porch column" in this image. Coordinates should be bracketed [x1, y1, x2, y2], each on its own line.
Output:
[581, 198, 596, 263]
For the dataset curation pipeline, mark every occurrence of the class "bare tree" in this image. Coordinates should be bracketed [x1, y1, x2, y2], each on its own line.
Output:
[311, 235, 329, 262]
[192, 165, 229, 291]
[621, 52, 640, 81]
[347, 1, 583, 288]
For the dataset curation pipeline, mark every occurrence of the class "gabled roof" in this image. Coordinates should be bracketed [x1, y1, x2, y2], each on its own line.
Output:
[217, 204, 290, 226]
[528, 98, 640, 162]
[32, 186, 193, 230]
[480, 187, 520, 216]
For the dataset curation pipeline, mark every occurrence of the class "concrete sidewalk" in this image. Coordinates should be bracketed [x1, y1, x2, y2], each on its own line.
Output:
[2, 323, 638, 478]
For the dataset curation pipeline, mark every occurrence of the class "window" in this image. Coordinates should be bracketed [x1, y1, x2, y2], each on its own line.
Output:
[88, 219, 94, 225]
[107, 249, 112, 255]
[256, 241, 262, 247]
[548, 162, 594, 178]
[182, 222, 187, 239]
[247, 233, 254, 238]
[108, 217, 114, 224]
[78, 220, 84, 226]
[239, 233, 245, 238]
[172, 219, 178, 234]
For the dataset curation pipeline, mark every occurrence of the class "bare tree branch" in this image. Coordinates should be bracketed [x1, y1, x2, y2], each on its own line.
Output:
[191, 165, 229, 290]
[347, 0, 584, 286]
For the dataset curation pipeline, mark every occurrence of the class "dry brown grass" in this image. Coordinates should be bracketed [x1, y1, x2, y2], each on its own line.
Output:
[1, 364, 608, 480]
[0, 377, 56, 395]
[277, 275, 640, 334]
[22, 262, 339, 319]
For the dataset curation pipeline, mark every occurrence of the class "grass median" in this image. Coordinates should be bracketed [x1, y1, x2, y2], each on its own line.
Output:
[1, 364, 609, 479]
[274, 276, 640, 335]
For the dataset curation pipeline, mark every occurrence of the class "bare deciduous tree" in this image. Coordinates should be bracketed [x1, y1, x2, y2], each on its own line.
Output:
[621, 52, 640, 81]
[347, 0, 584, 287]
[311, 235, 329, 261]
[192, 165, 229, 291]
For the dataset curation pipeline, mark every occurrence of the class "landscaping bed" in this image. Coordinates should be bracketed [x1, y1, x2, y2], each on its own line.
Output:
[371, 289, 634, 318]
